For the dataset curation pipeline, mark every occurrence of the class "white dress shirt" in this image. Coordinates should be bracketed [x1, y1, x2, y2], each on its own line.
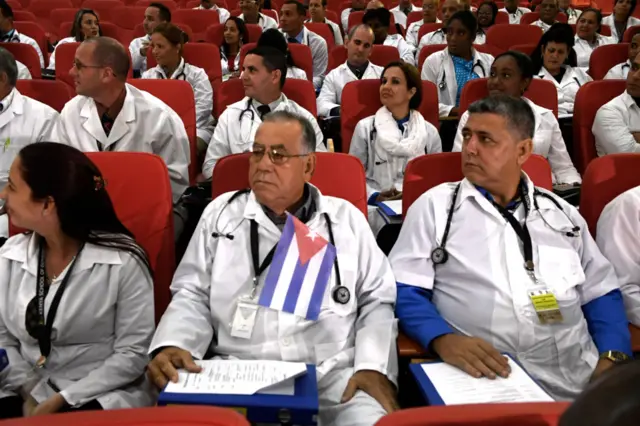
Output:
[416, 28, 446, 52]
[383, 33, 416, 66]
[602, 14, 640, 43]
[54, 83, 190, 203]
[389, 175, 620, 400]
[0, 233, 156, 409]
[283, 27, 329, 89]
[305, 18, 344, 46]
[574, 34, 615, 71]
[453, 98, 581, 184]
[129, 35, 150, 72]
[390, 4, 422, 28]
[149, 184, 397, 425]
[593, 91, 640, 156]
[531, 19, 557, 32]
[317, 61, 384, 117]
[142, 58, 216, 142]
[238, 13, 278, 30]
[535, 65, 592, 118]
[499, 7, 531, 24]
[202, 94, 326, 179]
[405, 18, 441, 48]
[597, 185, 640, 327]
[604, 60, 631, 80]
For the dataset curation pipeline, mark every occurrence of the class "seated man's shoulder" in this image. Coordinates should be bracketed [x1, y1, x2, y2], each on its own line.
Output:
[218, 98, 250, 122]
[411, 182, 460, 212]
[202, 190, 251, 224]
[603, 185, 640, 216]
[20, 93, 58, 118]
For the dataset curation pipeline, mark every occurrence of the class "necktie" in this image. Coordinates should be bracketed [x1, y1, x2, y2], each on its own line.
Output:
[257, 105, 271, 120]
[287, 37, 299, 43]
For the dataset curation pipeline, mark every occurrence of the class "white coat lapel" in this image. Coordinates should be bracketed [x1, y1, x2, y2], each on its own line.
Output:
[105, 90, 136, 147]
[80, 99, 108, 147]
[0, 90, 20, 131]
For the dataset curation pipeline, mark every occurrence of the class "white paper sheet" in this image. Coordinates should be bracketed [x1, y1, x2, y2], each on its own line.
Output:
[421, 358, 554, 405]
[164, 360, 307, 395]
[380, 200, 402, 215]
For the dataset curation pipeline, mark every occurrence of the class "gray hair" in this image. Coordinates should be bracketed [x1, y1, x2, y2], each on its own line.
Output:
[262, 110, 316, 153]
[468, 94, 535, 141]
[347, 24, 374, 41]
[0, 47, 17, 87]
[83, 37, 130, 81]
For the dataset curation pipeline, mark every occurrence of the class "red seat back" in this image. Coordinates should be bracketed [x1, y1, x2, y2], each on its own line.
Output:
[146, 42, 222, 85]
[495, 10, 509, 24]
[579, 154, 640, 236]
[0, 42, 41, 78]
[111, 6, 146, 30]
[520, 12, 567, 24]
[304, 22, 337, 52]
[173, 9, 220, 40]
[623, 24, 640, 42]
[348, 9, 397, 33]
[133, 22, 193, 41]
[589, 43, 629, 80]
[572, 80, 626, 173]
[13, 10, 36, 21]
[82, 0, 125, 22]
[459, 78, 559, 117]
[417, 22, 443, 42]
[406, 10, 423, 28]
[511, 43, 537, 56]
[134, 0, 177, 8]
[16, 79, 71, 112]
[486, 23, 542, 51]
[340, 79, 440, 153]
[50, 8, 78, 31]
[13, 21, 47, 65]
[212, 152, 368, 217]
[328, 44, 399, 71]
[402, 153, 554, 214]
[127, 79, 198, 184]
[239, 42, 315, 81]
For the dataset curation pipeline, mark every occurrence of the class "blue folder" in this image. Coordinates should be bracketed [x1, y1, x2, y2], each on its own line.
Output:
[158, 364, 318, 425]
[0, 349, 7, 373]
[377, 202, 401, 218]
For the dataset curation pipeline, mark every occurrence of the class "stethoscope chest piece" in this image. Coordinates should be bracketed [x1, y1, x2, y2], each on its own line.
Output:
[333, 285, 351, 305]
[431, 246, 448, 265]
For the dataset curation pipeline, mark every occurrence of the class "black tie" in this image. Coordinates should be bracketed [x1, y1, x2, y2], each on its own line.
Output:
[287, 37, 299, 43]
[257, 105, 271, 120]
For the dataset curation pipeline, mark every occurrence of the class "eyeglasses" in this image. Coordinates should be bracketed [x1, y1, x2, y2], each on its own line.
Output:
[73, 60, 104, 71]
[250, 145, 309, 165]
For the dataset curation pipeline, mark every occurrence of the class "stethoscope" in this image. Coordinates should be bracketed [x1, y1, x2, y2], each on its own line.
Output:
[211, 189, 351, 305]
[0, 29, 19, 43]
[439, 60, 487, 91]
[538, 71, 583, 89]
[430, 182, 581, 266]
[237, 98, 260, 144]
[156, 61, 187, 81]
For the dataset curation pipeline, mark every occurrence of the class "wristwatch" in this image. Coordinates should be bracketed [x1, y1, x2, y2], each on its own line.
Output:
[599, 350, 631, 364]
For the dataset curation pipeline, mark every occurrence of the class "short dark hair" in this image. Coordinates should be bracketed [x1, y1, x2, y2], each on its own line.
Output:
[258, 28, 298, 70]
[494, 50, 535, 80]
[85, 37, 130, 81]
[246, 45, 287, 89]
[468, 94, 535, 141]
[614, 0, 637, 20]
[262, 110, 316, 153]
[381, 61, 423, 110]
[0, 47, 17, 87]
[531, 23, 576, 74]
[362, 8, 391, 27]
[0, 0, 13, 19]
[283, 0, 306, 15]
[149, 2, 172, 22]
[71, 9, 102, 41]
[447, 10, 478, 36]
[152, 22, 189, 46]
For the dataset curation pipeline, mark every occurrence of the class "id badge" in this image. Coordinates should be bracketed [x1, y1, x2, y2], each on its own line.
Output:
[528, 289, 564, 324]
[230, 300, 258, 339]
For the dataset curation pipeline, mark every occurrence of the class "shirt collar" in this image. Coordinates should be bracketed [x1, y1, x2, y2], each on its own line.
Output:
[293, 28, 305, 43]
[0, 88, 16, 113]
[253, 93, 285, 112]
[622, 91, 639, 108]
[261, 183, 316, 228]
[158, 57, 185, 79]
[457, 172, 536, 213]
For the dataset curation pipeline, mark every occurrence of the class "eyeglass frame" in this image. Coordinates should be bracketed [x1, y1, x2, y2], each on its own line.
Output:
[250, 144, 311, 165]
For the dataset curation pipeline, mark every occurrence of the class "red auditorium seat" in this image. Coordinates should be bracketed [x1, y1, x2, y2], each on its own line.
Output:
[60, 21, 125, 44]
[134, 0, 178, 8]
[0, 405, 250, 425]
[459, 78, 559, 117]
[304, 21, 337, 52]
[588, 43, 629, 80]
[262, 8, 279, 22]
[375, 402, 570, 426]
[132, 22, 193, 42]
[402, 153, 554, 215]
[572, 80, 626, 174]
[520, 11, 567, 25]
[146, 42, 223, 86]
[13, 21, 48, 66]
[511, 43, 537, 56]
[212, 152, 368, 217]
[406, 10, 423, 28]
[416, 22, 444, 43]
[6, 0, 22, 9]
[239, 42, 314, 82]
[111, 6, 146, 41]
[340, 79, 440, 153]
[127, 79, 198, 185]
[16, 80, 71, 112]
[205, 23, 262, 45]
[13, 10, 35, 21]
[27, 0, 74, 37]
[494, 10, 509, 24]
[328, 44, 399, 71]
[486, 23, 543, 51]
[0, 42, 41, 78]
[82, 0, 125, 23]
[50, 8, 79, 36]
[417, 44, 502, 72]
[173, 9, 221, 41]
[623, 24, 640, 42]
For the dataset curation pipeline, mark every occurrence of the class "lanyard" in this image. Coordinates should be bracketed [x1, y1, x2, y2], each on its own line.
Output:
[34, 240, 84, 368]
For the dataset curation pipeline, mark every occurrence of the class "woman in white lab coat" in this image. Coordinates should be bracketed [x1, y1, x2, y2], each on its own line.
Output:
[573, 9, 615, 71]
[474, 1, 499, 45]
[142, 23, 215, 154]
[48, 9, 102, 71]
[602, 0, 640, 43]
[220, 17, 248, 81]
[421, 10, 494, 117]
[350, 61, 442, 212]
[0, 143, 155, 419]
[257, 29, 308, 80]
[453, 51, 581, 185]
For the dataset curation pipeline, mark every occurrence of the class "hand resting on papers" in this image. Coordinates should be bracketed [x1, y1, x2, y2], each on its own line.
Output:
[341, 370, 400, 414]
[147, 346, 203, 388]
[432, 334, 511, 380]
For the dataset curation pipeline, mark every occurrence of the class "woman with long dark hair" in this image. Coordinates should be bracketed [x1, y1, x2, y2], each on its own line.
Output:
[602, 0, 640, 43]
[220, 16, 248, 80]
[47, 9, 102, 70]
[0, 143, 155, 418]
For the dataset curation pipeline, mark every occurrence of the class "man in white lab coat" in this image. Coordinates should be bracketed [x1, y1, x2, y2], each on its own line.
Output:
[148, 111, 399, 426]
[306, 0, 344, 46]
[0, 0, 44, 68]
[362, 8, 416, 66]
[202, 46, 325, 180]
[128, 3, 171, 74]
[499, 0, 531, 24]
[416, 0, 462, 51]
[342, 0, 367, 32]
[405, 0, 441, 48]
[54, 37, 190, 207]
[390, 0, 422, 28]
[239, 0, 279, 30]
[391, 95, 632, 400]
[604, 33, 639, 80]
[280, 0, 329, 90]
[317, 24, 383, 117]
[531, 0, 561, 32]
[593, 52, 640, 156]
[193, 0, 230, 24]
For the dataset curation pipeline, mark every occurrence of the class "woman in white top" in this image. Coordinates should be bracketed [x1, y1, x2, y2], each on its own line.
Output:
[257, 29, 307, 80]
[220, 17, 248, 81]
[602, 0, 640, 43]
[574, 8, 615, 71]
[0, 143, 155, 418]
[475, 1, 499, 45]
[453, 51, 581, 184]
[238, 0, 278, 30]
[142, 23, 215, 154]
[532, 23, 592, 118]
[350, 61, 442, 208]
[48, 9, 101, 71]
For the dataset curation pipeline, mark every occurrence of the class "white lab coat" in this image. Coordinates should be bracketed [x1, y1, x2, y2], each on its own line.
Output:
[562, 8, 582, 24]
[474, 30, 486, 45]
[4, 31, 44, 68]
[341, 8, 357, 32]
[282, 27, 329, 89]
[574, 34, 615, 71]
[287, 66, 308, 80]
[220, 49, 241, 80]
[129, 35, 150, 72]
[238, 13, 278, 30]
[349, 113, 442, 199]
[142, 58, 216, 143]
[390, 4, 422, 28]
[317, 61, 384, 117]
[193, 4, 230, 24]
[48, 36, 76, 71]
[383, 33, 416, 66]
[202, 94, 326, 179]
[596, 185, 640, 327]
[305, 18, 344, 46]
[531, 19, 557, 32]
[416, 28, 446, 52]
[54, 83, 190, 204]
[421, 48, 494, 116]
[535, 65, 592, 118]
[0, 233, 156, 409]
[406, 18, 441, 48]
[149, 185, 397, 425]
[16, 60, 30, 80]
[390, 175, 621, 400]
[592, 91, 640, 156]
[499, 7, 531, 24]
[604, 60, 631, 80]
[602, 14, 640, 43]
[452, 98, 581, 184]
